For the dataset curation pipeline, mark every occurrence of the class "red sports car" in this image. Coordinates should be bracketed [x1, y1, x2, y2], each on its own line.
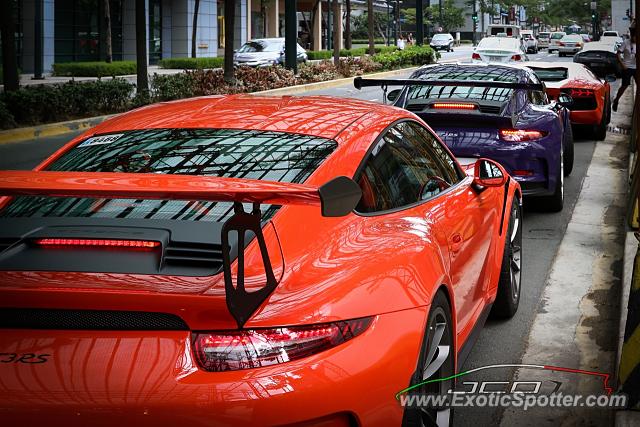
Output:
[0, 95, 521, 426]
[527, 61, 612, 140]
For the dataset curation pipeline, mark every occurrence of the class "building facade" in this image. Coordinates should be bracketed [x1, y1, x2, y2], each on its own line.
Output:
[611, 0, 634, 34]
[17, 0, 354, 74]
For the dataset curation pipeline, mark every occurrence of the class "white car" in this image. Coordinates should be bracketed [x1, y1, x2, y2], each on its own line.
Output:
[600, 31, 624, 50]
[430, 33, 455, 52]
[472, 37, 528, 63]
[537, 32, 551, 49]
[522, 31, 538, 53]
[548, 31, 567, 52]
[557, 34, 584, 56]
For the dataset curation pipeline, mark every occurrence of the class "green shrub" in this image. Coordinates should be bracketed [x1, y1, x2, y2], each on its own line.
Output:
[52, 61, 136, 77]
[150, 72, 197, 101]
[306, 50, 333, 60]
[340, 47, 367, 57]
[158, 57, 224, 69]
[1, 78, 134, 126]
[373, 45, 436, 70]
[0, 101, 16, 129]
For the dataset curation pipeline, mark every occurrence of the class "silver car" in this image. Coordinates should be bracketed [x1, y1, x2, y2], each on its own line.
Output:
[557, 34, 584, 56]
[430, 33, 455, 52]
[233, 38, 307, 67]
[548, 31, 566, 52]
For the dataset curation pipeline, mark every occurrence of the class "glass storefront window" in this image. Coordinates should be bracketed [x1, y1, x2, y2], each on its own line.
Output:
[148, 0, 162, 64]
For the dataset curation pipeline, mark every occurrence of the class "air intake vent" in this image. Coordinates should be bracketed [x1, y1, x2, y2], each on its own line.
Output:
[0, 238, 19, 253]
[164, 241, 224, 271]
[479, 105, 501, 114]
[0, 308, 189, 330]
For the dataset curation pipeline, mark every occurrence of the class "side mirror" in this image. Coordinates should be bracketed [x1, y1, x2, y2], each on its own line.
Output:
[473, 158, 507, 189]
[557, 93, 574, 108]
[604, 74, 617, 82]
[387, 89, 402, 102]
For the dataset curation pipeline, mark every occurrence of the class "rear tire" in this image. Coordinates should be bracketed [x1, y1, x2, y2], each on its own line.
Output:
[564, 123, 574, 176]
[402, 291, 455, 427]
[539, 151, 564, 212]
[491, 198, 522, 319]
[594, 107, 608, 140]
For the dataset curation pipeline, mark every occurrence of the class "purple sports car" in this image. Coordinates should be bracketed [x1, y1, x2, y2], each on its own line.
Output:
[354, 63, 574, 211]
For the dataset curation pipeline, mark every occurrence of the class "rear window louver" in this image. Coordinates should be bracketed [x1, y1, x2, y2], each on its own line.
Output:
[407, 104, 500, 114]
[163, 241, 224, 271]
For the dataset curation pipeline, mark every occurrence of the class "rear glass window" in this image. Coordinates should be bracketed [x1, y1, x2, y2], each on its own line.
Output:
[529, 67, 568, 81]
[477, 37, 519, 50]
[407, 67, 518, 103]
[1, 129, 337, 222]
[551, 33, 565, 39]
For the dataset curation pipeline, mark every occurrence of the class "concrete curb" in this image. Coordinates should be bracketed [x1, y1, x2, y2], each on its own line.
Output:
[0, 65, 423, 145]
[0, 114, 117, 145]
[616, 83, 640, 426]
[254, 66, 420, 96]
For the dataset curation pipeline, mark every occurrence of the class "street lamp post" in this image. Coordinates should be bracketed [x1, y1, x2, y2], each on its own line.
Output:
[417, 0, 423, 45]
[284, 0, 297, 73]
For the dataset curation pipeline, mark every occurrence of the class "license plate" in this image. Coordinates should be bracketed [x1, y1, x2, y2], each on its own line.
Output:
[489, 56, 501, 61]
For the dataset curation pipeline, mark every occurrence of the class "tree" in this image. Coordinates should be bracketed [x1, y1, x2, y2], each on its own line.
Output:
[224, 0, 235, 83]
[191, 0, 200, 58]
[333, 0, 340, 64]
[345, 0, 352, 50]
[367, 0, 374, 55]
[135, 0, 148, 98]
[439, 0, 465, 31]
[102, 0, 113, 63]
[0, 0, 19, 91]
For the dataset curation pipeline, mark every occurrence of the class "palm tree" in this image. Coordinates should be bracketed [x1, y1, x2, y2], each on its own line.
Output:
[103, 0, 112, 63]
[345, 0, 351, 50]
[333, 0, 340, 65]
[224, 0, 235, 83]
[135, 0, 148, 97]
[191, 0, 200, 58]
[0, 0, 18, 91]
[367, 0, 374, 55]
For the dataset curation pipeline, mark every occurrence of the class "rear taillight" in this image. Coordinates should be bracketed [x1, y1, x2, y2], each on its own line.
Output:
[472, 52, 481, 60]
[558, 42, 565, 46]
[431, 102, 477, 110]
[499, 129, 548, 142]
[511, 54, 522, 61]
[35, 238, 160, 249]
[567, 88, 594, 98]
[192, 317, 373, 372]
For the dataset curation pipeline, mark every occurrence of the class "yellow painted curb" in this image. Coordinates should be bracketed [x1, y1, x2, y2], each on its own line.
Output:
[0, 114, 116, 145]
[254, 66, 420, 96]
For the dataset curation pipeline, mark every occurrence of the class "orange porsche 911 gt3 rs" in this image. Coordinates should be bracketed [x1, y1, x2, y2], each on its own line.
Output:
[527, 62, 612, 140]
[0, 95, 521, 427]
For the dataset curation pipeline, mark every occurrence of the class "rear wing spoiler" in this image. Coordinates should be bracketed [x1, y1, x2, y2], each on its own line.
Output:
[354, 77, 541, 128]
[0, 171, 362, 328]
[353, 76, 544, 91]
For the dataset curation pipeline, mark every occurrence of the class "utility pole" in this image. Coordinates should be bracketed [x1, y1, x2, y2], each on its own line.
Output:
[416, 0, 423, 45]
[472, 1, 478, 46]
[284, 0, 297, 73]
[33, 0, 43, 79]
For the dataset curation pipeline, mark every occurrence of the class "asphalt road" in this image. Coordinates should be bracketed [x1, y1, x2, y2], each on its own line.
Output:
[0, 48, 613, 426]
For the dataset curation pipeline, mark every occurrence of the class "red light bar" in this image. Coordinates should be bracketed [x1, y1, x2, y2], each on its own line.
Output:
[499, 129, 548, 142]
[432, 102, 477, 110]
[567, 88, 594, 98]
[35, 238, 160, 249]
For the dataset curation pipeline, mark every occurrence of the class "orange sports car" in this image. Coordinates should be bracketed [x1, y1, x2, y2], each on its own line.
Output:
[0, 95, 521, 426]
[526, 62, 612, 140]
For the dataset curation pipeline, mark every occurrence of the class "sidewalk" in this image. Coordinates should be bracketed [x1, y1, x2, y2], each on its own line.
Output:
[500, 85, 634, 426]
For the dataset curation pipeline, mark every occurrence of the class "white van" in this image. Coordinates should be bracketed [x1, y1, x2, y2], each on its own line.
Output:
[487, 25, 521, 39]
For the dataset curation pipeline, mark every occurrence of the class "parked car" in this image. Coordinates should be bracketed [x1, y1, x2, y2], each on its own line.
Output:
[233, 38, 307, 67]
[522, 31, 539, 53]
[600, 31, 624, 50]
[537, 32, 551, 49]
[356, 63, 574, 211]
[557, 34, 584, 56]
[580, 33, 592, 43]
[527, 62, 612, 139]
[430, 33, 455, 51]
[472, 36, 528, 63]
[548, 31, 567, 52]
[0, 94, 523, 427]
[574, 41, 621, 77]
